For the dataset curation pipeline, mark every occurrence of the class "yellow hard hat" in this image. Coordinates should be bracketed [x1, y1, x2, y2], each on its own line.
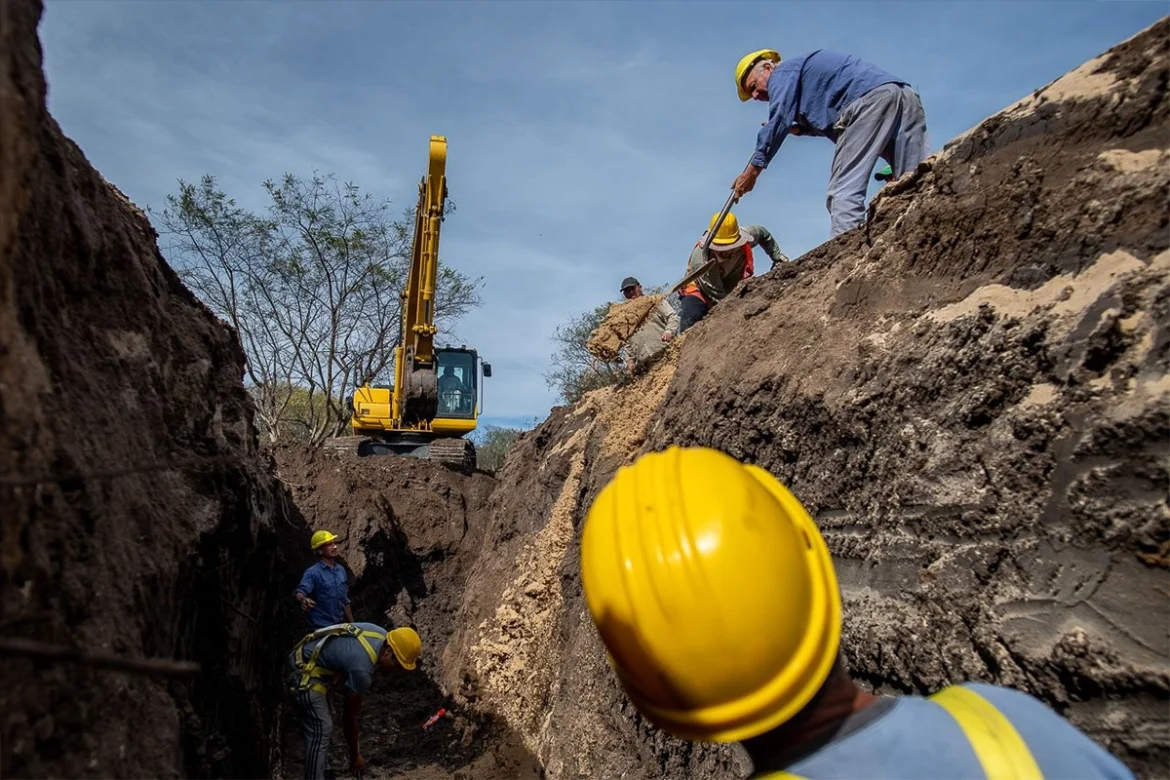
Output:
[735, 49, 781, 101]
[310, 530, 338, 550]
[708, 211, 746, 249]
[579, 446, 841, 743]
[387, 627, 422, 670]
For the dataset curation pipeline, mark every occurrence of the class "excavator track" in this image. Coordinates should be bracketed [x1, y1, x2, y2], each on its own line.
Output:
[321, 436, 361, 457]
[322, 434, 475, 473]
[427, 437, 476, 473]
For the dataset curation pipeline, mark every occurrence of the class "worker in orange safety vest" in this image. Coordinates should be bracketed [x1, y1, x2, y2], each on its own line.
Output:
[579, 446, 1136, 780]
[679, 211, 788, 333]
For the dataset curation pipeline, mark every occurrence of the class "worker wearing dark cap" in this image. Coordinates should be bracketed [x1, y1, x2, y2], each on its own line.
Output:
[619, 277, 679, 374]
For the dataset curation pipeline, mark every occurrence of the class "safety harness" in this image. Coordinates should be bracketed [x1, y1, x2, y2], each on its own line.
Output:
[682, 241, 754, 308]
[757, 685, 1043, 779]
[288, 623, 386, 695]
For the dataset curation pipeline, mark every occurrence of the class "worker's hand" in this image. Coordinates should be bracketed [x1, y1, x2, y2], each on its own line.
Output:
[733, 164, 762, 198]
[661, 331, 674, 343]
[625, 360, 635, 374]
[300, 596, 316, 612]
[350, 753, 366, 774]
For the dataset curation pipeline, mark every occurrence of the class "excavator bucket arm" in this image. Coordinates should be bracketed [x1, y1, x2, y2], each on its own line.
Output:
[396, 135, 447, 423]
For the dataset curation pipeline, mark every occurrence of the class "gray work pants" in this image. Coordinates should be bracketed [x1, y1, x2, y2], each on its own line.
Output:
[296, 689, 332, 780]
[826, 82, 927, 236]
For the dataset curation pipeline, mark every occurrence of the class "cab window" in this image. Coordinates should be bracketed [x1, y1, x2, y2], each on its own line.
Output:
[436, 351, 475, 418]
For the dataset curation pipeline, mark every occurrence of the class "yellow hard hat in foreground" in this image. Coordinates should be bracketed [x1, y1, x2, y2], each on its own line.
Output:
[579, 446, 841, 743]
[310, 530, 339, 550]
[708, 211, 745, 248]
[388, 627, 422, 670]
[735, 49, 781, 101]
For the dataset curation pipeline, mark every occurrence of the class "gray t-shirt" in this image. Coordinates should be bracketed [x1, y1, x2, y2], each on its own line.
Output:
[294, 622, 388, 695]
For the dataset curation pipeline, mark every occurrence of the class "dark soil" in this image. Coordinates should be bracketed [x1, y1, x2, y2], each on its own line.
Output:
[1, 0, 308, 777]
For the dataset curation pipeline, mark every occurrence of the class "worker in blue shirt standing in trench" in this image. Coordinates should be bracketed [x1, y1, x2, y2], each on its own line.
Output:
[296, 530, 354, 630]
[731, 49, 928, 238]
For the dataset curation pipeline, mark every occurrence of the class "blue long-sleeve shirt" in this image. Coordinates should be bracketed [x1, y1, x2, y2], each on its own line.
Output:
[295, 560, 351, 629]
[751, 50, 909, 169]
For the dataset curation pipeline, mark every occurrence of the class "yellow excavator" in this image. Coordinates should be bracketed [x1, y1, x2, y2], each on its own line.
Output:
[329, 135, 491, 471]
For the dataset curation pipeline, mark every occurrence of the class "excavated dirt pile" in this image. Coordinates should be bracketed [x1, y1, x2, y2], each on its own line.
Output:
[1, 0, 309, 777]
[440, 18, 1170, 779]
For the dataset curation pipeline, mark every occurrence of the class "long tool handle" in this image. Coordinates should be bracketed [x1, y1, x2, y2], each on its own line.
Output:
[668, 189, 739, 296]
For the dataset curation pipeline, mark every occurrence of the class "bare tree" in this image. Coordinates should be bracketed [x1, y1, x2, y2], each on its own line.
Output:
[472, 424, 525, 472]
[154, 172, 482, 445]
[544, 301, 626, 404]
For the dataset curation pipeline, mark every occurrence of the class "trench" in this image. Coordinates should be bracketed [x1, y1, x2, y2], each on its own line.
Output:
[186, 471, 543, 780]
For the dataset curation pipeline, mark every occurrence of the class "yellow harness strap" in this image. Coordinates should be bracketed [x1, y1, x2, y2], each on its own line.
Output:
[931, 686, 1044, 780]
[752, 685, 1043, 780]
[291, 623, 386, 695]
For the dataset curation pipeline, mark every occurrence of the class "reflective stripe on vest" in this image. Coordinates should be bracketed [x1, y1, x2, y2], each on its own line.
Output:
[682, 242, 754, 305]
[753, 685, 1043, 780]
[289, 623, 386, 695]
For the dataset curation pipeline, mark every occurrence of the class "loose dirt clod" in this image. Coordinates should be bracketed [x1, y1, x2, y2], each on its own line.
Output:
[586, 294, 665, 360]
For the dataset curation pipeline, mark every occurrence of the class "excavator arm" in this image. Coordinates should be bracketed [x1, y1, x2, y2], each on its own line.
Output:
[395, 135, 448, 423]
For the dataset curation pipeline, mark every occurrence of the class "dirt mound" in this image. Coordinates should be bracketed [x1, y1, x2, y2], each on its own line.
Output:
[270, 445, 538, 779]
[443, 18, 1170, 778]
[587, 295, 666, 360]
[0, 0, 308, 776]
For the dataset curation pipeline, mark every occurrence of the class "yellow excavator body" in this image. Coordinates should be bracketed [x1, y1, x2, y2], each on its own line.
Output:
[330, 136, 492, 471]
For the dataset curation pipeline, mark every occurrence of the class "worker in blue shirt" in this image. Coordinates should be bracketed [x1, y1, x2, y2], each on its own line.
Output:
[295, 530, 354, 630]
[731, 49, 928, 238]
[579, 446, 1136, 780]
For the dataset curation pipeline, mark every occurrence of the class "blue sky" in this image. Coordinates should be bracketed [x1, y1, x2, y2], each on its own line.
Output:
[39, 0, 1167, 431]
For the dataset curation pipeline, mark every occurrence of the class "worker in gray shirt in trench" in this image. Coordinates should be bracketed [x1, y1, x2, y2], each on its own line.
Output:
[287, 622, 422, 779]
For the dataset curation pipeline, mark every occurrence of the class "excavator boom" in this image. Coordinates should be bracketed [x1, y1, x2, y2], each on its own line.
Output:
[396, 135, 448, 423]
